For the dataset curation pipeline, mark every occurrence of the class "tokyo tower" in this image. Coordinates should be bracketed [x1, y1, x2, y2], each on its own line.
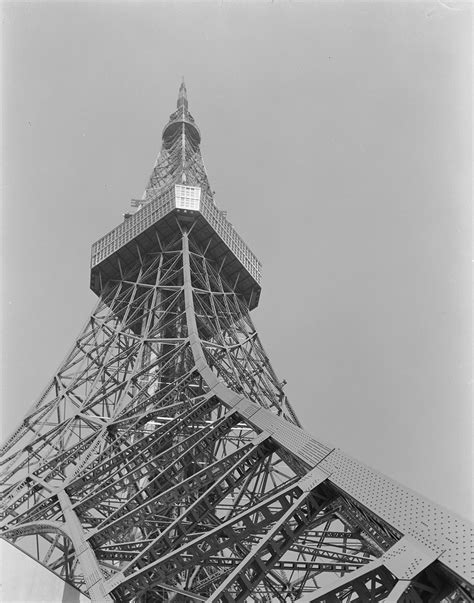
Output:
[1, 82, 472, 602]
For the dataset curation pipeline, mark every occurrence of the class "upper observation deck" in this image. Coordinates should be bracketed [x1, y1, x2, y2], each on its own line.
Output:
[90, 184, 262, 310]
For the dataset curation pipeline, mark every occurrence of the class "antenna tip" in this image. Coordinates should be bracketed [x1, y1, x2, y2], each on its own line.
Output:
[177, 79, 188, 110]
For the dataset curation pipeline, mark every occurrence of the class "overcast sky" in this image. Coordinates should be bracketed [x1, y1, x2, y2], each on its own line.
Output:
[1, 1, 471, 520]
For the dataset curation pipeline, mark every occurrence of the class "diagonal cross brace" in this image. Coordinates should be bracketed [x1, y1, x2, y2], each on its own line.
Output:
[207, 467, 329, 602]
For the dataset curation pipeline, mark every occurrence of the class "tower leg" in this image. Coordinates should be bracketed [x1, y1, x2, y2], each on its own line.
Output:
[57, 491, 112, 602]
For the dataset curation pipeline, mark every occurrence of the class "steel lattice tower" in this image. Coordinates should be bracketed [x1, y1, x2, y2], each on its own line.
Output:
[1, 83, 472, 603]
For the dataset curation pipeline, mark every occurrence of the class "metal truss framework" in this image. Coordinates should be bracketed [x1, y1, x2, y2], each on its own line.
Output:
[1, 83, 472, 602]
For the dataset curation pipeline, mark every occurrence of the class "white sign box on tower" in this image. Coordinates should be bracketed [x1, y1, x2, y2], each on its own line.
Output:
[175, 184, 201, 210]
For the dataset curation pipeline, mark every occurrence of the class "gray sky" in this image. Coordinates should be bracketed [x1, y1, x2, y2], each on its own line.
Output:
[1, 1, 471, 520]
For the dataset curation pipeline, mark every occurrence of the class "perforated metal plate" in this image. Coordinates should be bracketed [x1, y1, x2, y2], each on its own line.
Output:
[318, 448, 473, 584]
[298, 466, 330, 492]
[382, 535, 438, 580]
[231, 399, 333, 466]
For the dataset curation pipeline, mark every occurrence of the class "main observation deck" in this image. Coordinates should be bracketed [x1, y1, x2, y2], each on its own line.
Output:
[90, 185, 262, 310]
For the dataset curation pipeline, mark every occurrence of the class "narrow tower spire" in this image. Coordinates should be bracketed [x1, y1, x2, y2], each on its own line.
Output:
[177, 77, 188, 112]
[140, 79, 211, 203]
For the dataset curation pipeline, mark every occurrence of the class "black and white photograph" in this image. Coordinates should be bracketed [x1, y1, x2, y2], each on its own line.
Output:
[1, 2, 471, 601]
